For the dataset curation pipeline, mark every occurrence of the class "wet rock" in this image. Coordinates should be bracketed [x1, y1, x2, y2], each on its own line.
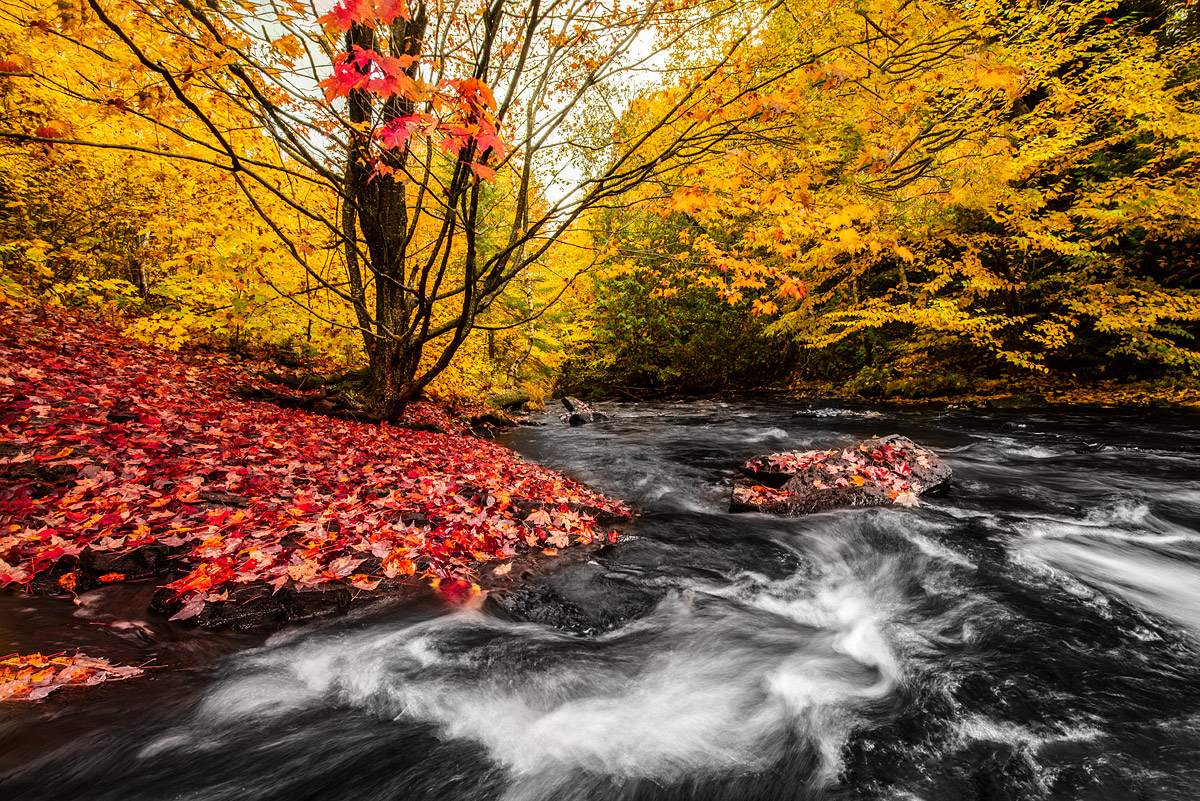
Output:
[793, 407, 882, 419]
[486, 561, 664, 635]
[731, 434, 951, 516]
[488, 388, 531, 411]
[469, 410, 516, 431]
[78, 545, 176, 581]
[560, 396, 609, 426]
[987, 393, 1049, 409]
[150, 584, 356, 631]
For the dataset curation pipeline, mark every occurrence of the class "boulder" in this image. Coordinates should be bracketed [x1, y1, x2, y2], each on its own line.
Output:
[793, 407, 882, 419]
[469, 410, 517, 431]
[731, 434, 951, 516]
[561, 396, 609, 426]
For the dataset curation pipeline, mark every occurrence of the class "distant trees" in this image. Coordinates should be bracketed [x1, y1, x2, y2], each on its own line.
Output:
[571, 0, 1200, 394]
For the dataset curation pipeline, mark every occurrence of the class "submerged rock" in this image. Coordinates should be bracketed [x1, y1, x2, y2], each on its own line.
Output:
[987, 393, 1050, 409]
[486, 560, 664, 635]
[731, 434, 951, 516]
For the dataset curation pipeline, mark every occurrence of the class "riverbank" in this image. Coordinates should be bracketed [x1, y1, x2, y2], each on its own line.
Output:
[790, 380, 1200, 410]
[0, 306, 628, 699]
[575, 379, 1200, 411]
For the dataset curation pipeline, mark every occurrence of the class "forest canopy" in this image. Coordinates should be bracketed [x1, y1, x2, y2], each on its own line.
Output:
[2, 0, 1199, 403]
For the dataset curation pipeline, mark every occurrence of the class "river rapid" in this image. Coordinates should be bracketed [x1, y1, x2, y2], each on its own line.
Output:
[3, 400, 1200, 800]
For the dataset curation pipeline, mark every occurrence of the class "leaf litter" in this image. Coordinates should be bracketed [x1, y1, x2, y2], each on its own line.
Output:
[0, 307, 629, 696]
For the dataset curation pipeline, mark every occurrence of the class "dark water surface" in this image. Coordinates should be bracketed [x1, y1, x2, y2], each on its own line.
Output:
[4, 401, 1200, 800]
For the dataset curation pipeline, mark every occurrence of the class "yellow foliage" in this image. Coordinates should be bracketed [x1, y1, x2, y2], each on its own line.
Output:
[589, 0, 1200, 382]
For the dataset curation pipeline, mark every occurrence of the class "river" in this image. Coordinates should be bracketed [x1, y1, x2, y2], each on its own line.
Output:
[3, 400, 1200, 800]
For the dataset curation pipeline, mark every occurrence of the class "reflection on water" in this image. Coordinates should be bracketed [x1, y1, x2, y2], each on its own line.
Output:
[4, 402, 1200, 800]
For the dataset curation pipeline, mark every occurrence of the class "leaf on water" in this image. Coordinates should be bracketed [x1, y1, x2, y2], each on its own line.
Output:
[0, 652, 146, 701]
[168, 595, 206, 621]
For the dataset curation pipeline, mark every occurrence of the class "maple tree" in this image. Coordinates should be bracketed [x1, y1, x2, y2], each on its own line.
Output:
[0, 2, 369, 369]
[1, 0, 803, 418]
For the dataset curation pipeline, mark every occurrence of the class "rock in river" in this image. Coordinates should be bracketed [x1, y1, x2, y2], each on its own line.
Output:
[731, 434, 951, 516]
[560, 396, 609, 426]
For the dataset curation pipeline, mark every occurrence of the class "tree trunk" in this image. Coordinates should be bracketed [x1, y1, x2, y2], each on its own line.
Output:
[370, 336, 425, 421]
[344, 7, 429, 421]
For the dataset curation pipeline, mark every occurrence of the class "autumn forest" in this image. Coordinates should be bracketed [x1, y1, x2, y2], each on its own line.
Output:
[2, 0, 1198, 407]
[4, 0, 1200, 778]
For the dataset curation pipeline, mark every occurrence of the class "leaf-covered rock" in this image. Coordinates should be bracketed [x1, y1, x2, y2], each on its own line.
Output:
[731, 435, 950, 516]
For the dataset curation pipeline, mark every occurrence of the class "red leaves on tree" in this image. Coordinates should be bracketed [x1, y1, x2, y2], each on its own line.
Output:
[326, 0, 412, 30]
[320, 47, 424, 103]
[374, 0, 410, 24]
[319, 47, 381, 101]
[376, 114, 424, 151]
[446, 78, 497, 113]
[317, 0, 407, 32]
[0, 308, 629, 620]
[34, 121, 67, 140]
[312, 8, 506, 184]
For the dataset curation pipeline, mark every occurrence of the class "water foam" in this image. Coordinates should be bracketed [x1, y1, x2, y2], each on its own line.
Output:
[964, 434, 1066, 460]
[953, 714, 1103, 750]
[746, 426, 790, 442]
[1019, 537, 1200, 631]
[1017, 498, 1200, 546]
[192, 543, 935, 796]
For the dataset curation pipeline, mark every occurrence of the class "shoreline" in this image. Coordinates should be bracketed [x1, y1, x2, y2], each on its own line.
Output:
[568, 383, 1200, 411]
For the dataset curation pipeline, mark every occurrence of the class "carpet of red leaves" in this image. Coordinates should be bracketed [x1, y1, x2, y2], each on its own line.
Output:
[0, 307, 629, 632]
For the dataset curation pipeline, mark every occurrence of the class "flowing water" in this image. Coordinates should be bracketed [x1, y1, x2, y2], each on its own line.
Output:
[4, 401, 1200, 800]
